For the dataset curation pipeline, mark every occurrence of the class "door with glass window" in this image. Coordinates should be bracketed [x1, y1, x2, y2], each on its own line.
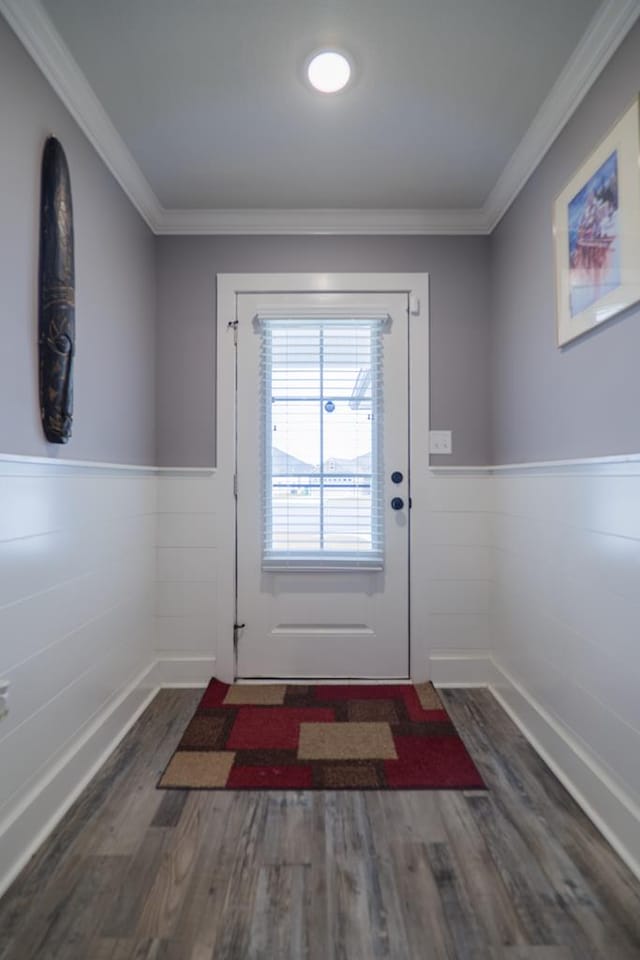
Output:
[235, 291, 409, 678]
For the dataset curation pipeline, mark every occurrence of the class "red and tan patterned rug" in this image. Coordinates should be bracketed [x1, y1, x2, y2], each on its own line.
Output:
[158, 680, 485, 790]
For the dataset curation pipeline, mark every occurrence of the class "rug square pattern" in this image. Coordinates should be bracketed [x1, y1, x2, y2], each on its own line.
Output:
[223, 683, 286, 705]
[298, 722, 397, 760]
[160, 750, 235, 788]
[227, 764, 313, 789]
[178, 715, 229, 750]
[347, 699, 399, 723]
[316, 762, 382, 788]
[158, 680, 485, 791]
[415, 681, 444, 710]
[385, 736, 485, 788]
[227, 706, 335, 751]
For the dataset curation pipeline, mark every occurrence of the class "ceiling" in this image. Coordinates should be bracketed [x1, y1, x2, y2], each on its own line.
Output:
[38, 0, 603, 214]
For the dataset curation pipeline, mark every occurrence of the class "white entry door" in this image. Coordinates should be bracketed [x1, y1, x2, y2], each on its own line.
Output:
[235, 290, 409, 678]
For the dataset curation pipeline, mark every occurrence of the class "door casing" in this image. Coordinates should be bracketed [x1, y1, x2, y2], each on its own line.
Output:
[216, 273, 430, 683]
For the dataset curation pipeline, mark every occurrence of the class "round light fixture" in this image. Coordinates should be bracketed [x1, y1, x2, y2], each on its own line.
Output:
[306, 49, 352, 94]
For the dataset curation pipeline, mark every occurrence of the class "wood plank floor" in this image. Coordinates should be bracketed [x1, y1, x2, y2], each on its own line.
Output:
[0, 688, 639, 960]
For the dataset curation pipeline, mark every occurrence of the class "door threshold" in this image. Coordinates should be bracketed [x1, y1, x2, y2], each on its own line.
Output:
[234, 676, 412, 684]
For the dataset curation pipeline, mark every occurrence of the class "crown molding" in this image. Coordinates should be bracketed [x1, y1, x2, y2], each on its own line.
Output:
[0, 0, 163, 232]
[156, 206, 489, 235]
[2, 0, 638, 236]
[483, 0, 640, 231]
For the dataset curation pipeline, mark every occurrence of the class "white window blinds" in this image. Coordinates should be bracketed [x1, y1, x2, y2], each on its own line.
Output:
[260, 315, 386, 571]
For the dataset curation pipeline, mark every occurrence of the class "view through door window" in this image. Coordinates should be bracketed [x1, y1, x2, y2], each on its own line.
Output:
[260, 316, 385, 569]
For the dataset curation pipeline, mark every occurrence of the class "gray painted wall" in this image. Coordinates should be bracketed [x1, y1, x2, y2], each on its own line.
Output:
[12, 1, 637, 469]
[0, 16, 156, 465]
[490, 20, 640, 464]
[155, 236, 491, 467]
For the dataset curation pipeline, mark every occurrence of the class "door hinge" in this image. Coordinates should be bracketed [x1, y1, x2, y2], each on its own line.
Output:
[233, 473, 238, 498]
[409, 294, 420, 316]
[233, 622, 245, 652]
[228, 319, 238, 344]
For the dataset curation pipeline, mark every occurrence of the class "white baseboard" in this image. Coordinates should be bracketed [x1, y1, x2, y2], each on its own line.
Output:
[490, 658, 640, 882]
[0, 654, 216, 900]
[152, 654, 217, 687]
[429, 650, 497, 687]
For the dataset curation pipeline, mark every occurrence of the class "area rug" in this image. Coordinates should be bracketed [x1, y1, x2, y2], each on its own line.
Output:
[158, 680, 485, 790]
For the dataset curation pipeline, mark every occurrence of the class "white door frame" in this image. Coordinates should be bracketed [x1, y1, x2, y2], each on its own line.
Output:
[216, 273, 430, 683]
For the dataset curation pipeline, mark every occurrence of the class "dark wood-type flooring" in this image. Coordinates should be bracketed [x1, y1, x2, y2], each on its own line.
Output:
[0, 688, 639, 960]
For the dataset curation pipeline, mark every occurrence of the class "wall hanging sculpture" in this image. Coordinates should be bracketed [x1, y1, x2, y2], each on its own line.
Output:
[39, 136, 75, 443]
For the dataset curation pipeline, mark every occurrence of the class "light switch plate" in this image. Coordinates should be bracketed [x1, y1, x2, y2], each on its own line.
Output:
[429, 430, 452, 455]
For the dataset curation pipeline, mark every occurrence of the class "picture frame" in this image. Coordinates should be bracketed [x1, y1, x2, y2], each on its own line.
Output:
[553, 95, 640, 347]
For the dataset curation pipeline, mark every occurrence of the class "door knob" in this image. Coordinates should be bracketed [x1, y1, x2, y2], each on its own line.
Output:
[391, 471, 403, 484]
[391, 497, 404, 511]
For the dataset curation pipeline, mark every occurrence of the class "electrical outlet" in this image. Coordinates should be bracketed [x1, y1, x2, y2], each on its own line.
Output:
[429, 430, 452, 455]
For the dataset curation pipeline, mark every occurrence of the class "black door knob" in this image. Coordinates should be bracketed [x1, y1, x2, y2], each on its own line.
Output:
[391, 471, 403, 484]
[391, 497, 404, 511]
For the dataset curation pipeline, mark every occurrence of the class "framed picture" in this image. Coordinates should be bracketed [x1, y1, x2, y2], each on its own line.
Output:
[553, 95, 640, 346]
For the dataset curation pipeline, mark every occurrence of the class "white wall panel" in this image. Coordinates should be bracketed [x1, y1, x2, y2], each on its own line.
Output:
[155, 580, 218, 619]
[0, 462, 155, 840]
[0, 625, 147, 813]
[425, 475, 495, 513]
[427, 580, 491, 615]
[0, 474, 153, 542]
[424, 511, 493, 546]
[155, 615, 218, 654]
[156, 547, 218, 583]
[420, 475, 494, 672]
[156, 511, 217, 548]
[0, 556, 139, 672]
[0, 594, 148, 745]
[0, 515, 155, 608]
[424, 544, 492, 582]
[156, 474, 217, 513]
[426, 613, 490, 650]
[155, 473, 218, 660]
[490, 464, 640, 872]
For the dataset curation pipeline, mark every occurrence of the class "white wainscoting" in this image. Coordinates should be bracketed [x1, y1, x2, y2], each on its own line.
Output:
[428, 458, 640, 877]
[155, 471, 219, 682]
[488, 460, 640, 878]
[0, 456, 158, 897]
[3, 456, 639, 895]
[153, 470, 495, 684]
[423, 472, 495, 683]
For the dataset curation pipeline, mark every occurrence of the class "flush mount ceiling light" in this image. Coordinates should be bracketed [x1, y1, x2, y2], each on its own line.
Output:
[306, 49, 352, 94]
